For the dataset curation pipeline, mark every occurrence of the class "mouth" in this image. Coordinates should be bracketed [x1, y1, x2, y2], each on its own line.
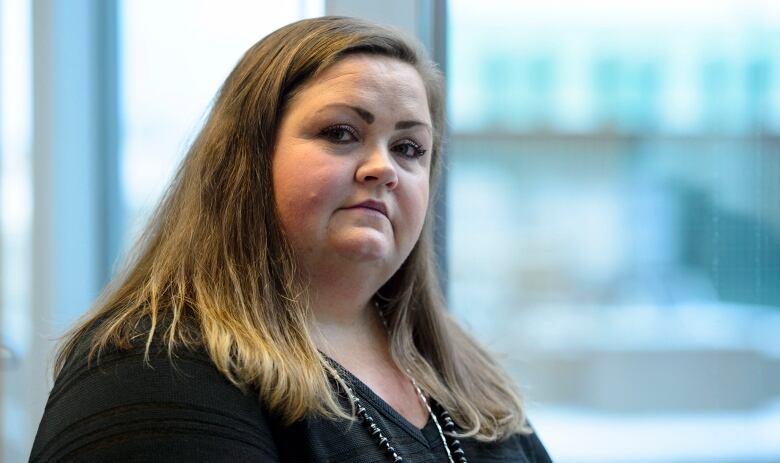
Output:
[346, 200, 389, 218]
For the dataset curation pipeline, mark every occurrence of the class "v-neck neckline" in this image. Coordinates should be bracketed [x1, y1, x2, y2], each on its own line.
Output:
[323, 355, 438, 449]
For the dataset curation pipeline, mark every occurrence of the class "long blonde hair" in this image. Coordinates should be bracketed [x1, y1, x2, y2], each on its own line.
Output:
[55, 16, 527, 441]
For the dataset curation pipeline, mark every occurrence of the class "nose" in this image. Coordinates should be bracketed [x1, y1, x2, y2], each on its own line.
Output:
[355, 146, 398, 189]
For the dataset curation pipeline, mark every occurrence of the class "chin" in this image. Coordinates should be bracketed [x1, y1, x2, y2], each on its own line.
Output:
[337, 241, 391, 262]
[330, 231, 395, 263]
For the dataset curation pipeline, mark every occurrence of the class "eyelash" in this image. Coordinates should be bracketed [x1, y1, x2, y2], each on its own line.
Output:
[393, 139, 427, 159]
[319, 124, 427, 159]
[321, 124, 358, 144]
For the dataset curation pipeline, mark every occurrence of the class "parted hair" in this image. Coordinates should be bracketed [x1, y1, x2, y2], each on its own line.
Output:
[54, 16, 528, 441]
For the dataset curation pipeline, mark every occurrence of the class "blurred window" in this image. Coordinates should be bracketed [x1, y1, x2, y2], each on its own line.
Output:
[120, 0, 322, 247]
[0, 0, 33, 460]
[447, 1, 780, 462]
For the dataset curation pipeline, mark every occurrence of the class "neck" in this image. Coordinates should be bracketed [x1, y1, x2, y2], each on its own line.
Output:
[312, 305, 386, 358]
[305, 276, 388, 361]
[297, 250, 397, 364]
[302, 251, 392, 321]
[309, 294, 395, 373]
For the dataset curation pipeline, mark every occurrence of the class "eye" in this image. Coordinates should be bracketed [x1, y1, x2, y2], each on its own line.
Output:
[391, 139, 427, 159]
[320, 124, 359, 144]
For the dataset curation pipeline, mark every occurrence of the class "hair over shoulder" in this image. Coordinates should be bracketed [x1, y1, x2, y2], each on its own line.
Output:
[55, 16, 528, 442]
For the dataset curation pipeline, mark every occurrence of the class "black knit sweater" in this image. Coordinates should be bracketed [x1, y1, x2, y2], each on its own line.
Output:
[30, 339, 552, 462]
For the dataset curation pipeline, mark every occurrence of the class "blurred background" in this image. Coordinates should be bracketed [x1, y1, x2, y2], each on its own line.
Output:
[1, 0, 778, 461]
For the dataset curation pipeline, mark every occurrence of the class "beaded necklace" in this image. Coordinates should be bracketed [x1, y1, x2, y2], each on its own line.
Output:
[326, 305, 468, 463]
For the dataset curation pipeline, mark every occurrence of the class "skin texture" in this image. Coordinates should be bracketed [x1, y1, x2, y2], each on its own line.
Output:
[273, 54, 431, 284]
[272, 54, 432, 315]
[272, 54, 433, 428]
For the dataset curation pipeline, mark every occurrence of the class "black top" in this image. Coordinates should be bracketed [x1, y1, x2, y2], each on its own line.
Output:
[31, 339, 553, 462]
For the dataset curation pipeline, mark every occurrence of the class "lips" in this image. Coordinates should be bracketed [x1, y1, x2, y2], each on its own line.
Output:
[346, 199, 389, 218]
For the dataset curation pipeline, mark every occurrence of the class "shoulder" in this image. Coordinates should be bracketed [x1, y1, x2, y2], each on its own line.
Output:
[461, 424, 553, 463]
[30, 334, 280, 462]
[515, 425, 554, 463]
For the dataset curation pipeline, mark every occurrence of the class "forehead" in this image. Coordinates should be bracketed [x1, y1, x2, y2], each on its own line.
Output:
[290, 55, 431, 121]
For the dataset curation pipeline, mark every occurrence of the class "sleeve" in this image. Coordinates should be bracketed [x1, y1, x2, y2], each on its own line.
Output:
[29, 344, 281, 463]
[520, 420, 554, 463]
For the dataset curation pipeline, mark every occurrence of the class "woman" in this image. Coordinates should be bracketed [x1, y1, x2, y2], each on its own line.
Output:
[31, 17, 552, 462]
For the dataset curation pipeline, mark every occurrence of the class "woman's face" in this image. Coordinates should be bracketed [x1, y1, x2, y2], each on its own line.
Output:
[272, 54, 432, 279]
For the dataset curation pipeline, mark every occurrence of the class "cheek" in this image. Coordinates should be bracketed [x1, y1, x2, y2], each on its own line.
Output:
[273, 161, 344, 235]
[402, 176, 431, 236]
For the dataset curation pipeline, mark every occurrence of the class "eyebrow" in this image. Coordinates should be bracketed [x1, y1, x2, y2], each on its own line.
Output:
[318, 103, 431, 132]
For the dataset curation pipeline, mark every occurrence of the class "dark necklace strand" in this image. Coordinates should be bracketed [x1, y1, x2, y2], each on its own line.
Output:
[325, 304, 468, 462]
[348, 391, 403, 462]
[345, 385, 468, 463]
[377, 304, 467, 462]
[440, 408, 467, 460]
